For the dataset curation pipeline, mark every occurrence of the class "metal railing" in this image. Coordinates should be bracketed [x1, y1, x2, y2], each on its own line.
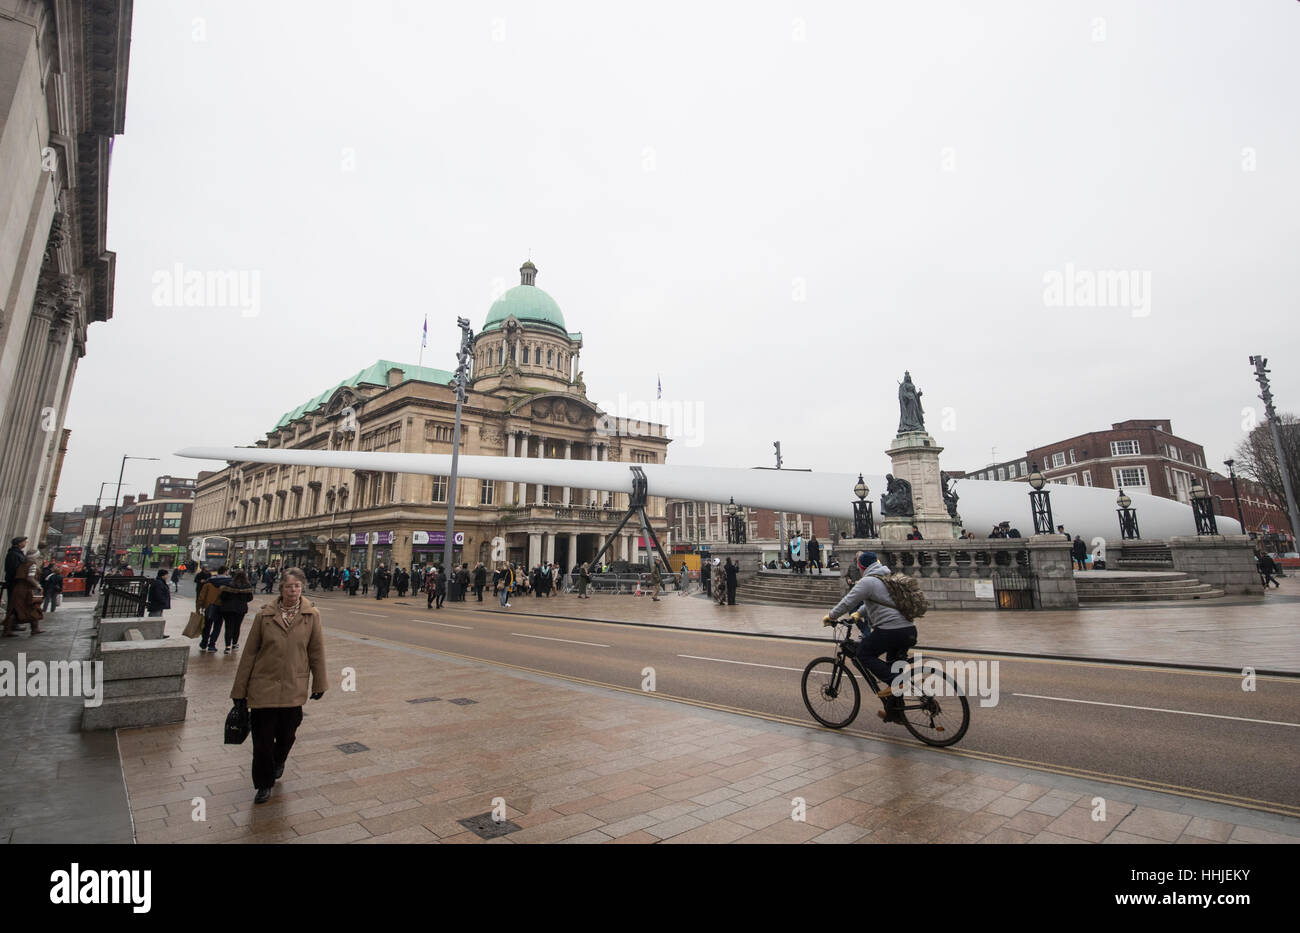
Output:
[96, 576, 151, 619]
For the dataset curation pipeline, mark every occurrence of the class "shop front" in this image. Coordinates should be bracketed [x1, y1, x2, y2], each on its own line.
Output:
[268, 538, 284, 569]
[412, 530, 463, 570]
[348, 532, 369, 570]
[371, 530, 395, 570]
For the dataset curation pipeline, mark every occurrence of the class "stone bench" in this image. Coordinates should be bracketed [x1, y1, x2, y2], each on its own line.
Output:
[81, 616, 189, 731]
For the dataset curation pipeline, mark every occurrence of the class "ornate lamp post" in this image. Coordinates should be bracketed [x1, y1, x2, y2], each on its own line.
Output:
[1223, 459, 1246, 531]
[1116, 489, 1140, 540]
[726, 497, 746, 544]
[1190, 480, 1218, 535]
[1027, 463, 1055, 535]
[852, 474, 874, 538]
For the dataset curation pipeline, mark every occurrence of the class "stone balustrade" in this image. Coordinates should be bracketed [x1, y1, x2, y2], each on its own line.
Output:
[837, 536, 1079, 610]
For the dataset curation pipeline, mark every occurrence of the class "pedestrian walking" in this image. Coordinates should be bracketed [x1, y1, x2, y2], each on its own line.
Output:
[474, 562, 486, 601]
[218, 570, 255, 652]
[679, 563, 690, 595]
[230, 567, 327, 805]
[4, 535, 28, 615]
[712, 558, 726, 605]
[808, 535, 823, 574]
[725, 557, 738, 605]
[197, 565, 232, 653]
[499, 563, 514, 607]
[41, 562, 65, 614]
[145, 569, 170, 617]
[650, 560, 663, 600]
[1071, 536, 1088, 572]
[577, 562, 590, 598]
[361, 567, 371, 595]
[2, 556, 43, 637]
[172, 564, 185, 592]
[1258, 552, 1281, 589]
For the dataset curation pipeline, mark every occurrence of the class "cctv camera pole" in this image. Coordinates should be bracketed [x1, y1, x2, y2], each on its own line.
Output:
[1250, 356, 1300, 546]
[773, 442, 784, 563]
[443, 318, 474, 573]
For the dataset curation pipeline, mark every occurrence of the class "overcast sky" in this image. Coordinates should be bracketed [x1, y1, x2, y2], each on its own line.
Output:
[56, 0, 1300, 509]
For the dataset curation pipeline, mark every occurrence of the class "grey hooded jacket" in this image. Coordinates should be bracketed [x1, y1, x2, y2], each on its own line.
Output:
[829, 561, 912, 630]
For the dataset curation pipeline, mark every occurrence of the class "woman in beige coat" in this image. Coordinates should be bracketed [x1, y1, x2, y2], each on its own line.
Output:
[230, 567, 328, 804]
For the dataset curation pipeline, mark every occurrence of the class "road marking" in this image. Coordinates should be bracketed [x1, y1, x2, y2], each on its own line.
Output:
[512, 633, 609, 648]
[1013, 693, 1300, 728]
[353, 611, 386, 618]
[677, 654, 806, 673]
[411, 619, 473, 630]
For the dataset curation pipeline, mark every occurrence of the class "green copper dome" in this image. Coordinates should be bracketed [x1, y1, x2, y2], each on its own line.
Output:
[482, 262, 567, 334]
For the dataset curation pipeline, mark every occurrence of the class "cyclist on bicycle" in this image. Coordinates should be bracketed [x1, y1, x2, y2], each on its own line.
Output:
[822, 551, 917, 722]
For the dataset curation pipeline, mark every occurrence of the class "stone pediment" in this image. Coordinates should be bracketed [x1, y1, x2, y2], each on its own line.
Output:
[509, 393, 600, 427]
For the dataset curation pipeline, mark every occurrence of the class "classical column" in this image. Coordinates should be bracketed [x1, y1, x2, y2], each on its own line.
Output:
[0, 291, 58, 536]
[505, 431, 516, 504]
[529, 532, 541, 567]
[562, 441, 572, 506]
[567, 533, 578, 570]
[544, 534, 555, 564]
[518, 433, 529, 507]
[534, 436, 544, 505]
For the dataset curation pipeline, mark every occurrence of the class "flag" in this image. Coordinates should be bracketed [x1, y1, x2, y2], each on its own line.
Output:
[657, 375, 662, 399]
[421, 315, 427, 348]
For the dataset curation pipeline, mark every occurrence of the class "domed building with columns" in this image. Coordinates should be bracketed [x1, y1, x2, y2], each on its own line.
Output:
[191, 262, 671, 573]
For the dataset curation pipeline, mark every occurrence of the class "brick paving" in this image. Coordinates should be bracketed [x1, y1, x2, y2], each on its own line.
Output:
[110, 602, 1300, 844]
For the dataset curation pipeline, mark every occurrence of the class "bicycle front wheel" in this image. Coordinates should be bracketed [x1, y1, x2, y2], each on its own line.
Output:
[801, 657, 860, 729]
[896, 663, 970, 747]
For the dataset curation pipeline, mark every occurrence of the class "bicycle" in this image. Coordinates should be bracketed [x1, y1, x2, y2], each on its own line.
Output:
[800, 613, 970, 747]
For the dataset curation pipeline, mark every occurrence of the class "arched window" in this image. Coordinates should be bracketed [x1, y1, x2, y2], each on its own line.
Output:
[523, 347, 530, 364]
[497, 345, 503, 365]
[547, 349, 553, 366]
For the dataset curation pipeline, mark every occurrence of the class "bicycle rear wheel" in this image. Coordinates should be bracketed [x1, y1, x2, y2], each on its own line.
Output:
[896, 662, 970, 747]
[801, 657, 860, 729]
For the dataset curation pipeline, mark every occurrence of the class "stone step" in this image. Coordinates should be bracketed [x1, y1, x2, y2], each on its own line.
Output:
[81, 693, 188, 731]
[1079, 590, 1225, 603]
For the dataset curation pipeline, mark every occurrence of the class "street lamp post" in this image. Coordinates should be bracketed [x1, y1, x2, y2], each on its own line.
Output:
[86, 480, 125, 565]
[852, 474, 875, 538]
[1027, 463, 1055, 535]
[726, 497, 745, 544]
[1223, 458, 1246, 531]
[1190, 481, 1218, 535]
[443, 317, 474, 574]
[1116, 490, 1140, 539]
[101, 456, 159, 572]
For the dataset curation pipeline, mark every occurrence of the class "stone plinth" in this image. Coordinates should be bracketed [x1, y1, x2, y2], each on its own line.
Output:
[1167, 536, 1260, 595]
[880, 431, 958, 541]
[707, 543, 764, 589]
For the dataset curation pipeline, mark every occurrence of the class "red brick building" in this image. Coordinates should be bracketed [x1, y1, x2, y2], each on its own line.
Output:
[1209, 472, 1295, 548]
[1024, 419, 1215, 503]
[667, 500, 832, 547]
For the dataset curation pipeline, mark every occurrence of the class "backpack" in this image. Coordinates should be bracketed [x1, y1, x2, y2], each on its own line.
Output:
[879, 573, 929, 622]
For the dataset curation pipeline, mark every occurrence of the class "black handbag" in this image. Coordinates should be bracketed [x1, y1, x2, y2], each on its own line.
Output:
[224, 703, 250, 745]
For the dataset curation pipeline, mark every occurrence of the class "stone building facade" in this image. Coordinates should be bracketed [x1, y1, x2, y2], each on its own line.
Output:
[190, 262, 671, 572]
[0, 0, 132, 545]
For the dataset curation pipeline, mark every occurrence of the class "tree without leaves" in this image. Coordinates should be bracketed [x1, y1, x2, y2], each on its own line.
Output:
[1233, 413, 1300, 523]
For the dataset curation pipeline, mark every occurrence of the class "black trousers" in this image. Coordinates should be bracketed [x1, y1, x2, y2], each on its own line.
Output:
[221, 611, 245, 646]
[250, 706, 303, 790]
[726, 582, 736, 605]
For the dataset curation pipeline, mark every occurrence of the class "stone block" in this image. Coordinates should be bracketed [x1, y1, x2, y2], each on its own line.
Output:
[125, 629, 145, 641]
[99, 640, 189, 680]
[82, 694, 188, 731]
[103, 675, 186, 699]
[97, 617, 166, 643]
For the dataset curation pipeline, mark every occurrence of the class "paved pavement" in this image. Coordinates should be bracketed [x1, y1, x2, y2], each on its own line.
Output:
[3, 580, 1298, 844]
